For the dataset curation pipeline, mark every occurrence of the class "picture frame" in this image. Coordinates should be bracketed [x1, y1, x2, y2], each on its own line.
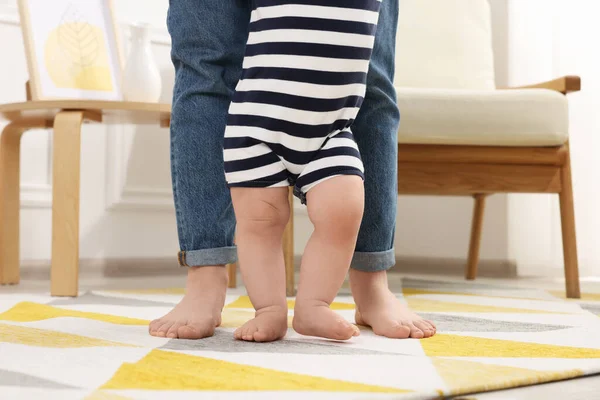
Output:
[17, 0, 124, 101]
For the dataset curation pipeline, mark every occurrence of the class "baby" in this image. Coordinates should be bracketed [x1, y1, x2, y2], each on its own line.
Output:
[224, 0, 382, 342]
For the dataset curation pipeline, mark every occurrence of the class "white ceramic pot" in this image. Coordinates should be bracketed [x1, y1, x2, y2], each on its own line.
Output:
[122, 23, 162, 102]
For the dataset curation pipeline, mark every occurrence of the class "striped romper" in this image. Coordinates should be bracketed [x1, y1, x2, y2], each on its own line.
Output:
[224, 0, 382, 203]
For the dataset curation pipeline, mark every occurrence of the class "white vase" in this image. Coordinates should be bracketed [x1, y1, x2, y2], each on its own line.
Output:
[122, 23, 162, 102]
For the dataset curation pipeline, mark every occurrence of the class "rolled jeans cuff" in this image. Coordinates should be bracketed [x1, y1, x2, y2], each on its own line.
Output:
[178, 247, 238, 267]
[351, 249, 395, 272]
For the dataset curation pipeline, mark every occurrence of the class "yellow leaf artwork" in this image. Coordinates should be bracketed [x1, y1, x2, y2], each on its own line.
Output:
[44, 4, 114, 91]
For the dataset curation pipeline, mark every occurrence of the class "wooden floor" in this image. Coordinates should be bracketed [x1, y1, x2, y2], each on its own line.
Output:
[455, 373, 600, 400]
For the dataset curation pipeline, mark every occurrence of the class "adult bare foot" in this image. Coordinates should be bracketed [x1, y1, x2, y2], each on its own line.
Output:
[149, 266, 227, 339]
[293, 300, 360, 341]
[350, 269, 436, 339]
[234, 305, 288, 342]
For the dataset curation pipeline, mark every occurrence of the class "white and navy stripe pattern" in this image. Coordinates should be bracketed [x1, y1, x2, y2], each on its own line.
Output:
[224, 0, 382, 202]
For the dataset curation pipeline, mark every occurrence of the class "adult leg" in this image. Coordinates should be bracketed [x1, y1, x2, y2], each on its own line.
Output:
[349, 0, 436, 339]
[149, 0, 250, 339]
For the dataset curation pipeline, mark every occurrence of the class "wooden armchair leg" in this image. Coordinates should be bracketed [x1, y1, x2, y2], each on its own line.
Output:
[559, 152, 580, 299]
[227, 263, 237, 288]
[0, 123, 26, 285]
[284, 188, 295, 297]
[466, 194, 487, 280]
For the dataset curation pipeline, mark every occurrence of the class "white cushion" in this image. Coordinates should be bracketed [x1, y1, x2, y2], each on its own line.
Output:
[397, 88, 569, 146]
[395, 0, 496, 90]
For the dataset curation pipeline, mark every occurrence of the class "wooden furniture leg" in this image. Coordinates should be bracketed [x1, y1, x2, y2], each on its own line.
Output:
[0, 123, 26, 285]
[228, 233, 238, 288]
[559, 149, 580, 299]
[227, 263, 237, 288]
[51, 111, 85, 297]
[284, 188, 295, 296]
[466, 194, 487, 280]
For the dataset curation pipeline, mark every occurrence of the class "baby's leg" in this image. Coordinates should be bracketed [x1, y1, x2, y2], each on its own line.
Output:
[230, 186, 289, 342]
[293, 175, 364, 340]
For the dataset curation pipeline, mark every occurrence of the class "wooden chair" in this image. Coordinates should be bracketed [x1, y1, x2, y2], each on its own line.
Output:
[392, 0, 581, 298]
[396, 78, 581, 299]
[0, 86, 172, 296]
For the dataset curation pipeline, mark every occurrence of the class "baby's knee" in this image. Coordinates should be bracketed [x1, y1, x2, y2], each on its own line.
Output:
[236, 197, 290, 234]
[333, 198, 364, 233]
[309, 192, 364, 235]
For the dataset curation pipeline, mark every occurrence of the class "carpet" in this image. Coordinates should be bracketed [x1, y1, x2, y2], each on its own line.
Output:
[1, 278, 600, 399]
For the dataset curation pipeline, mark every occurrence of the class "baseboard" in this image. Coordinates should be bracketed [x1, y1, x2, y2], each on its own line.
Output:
[20, 258, 185, 281]
[294, 255, 516, 278]
[390, 256, 517, 278]
[20, 255, 516, 280]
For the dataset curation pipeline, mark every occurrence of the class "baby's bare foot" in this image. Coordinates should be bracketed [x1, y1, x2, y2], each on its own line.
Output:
[351, 270, 436, 339]
[149, 266, 227, 339]
[234, 305, 288, 342]
[293, 300, 360, 340]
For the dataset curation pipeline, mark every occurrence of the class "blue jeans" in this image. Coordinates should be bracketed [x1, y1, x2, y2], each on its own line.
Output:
[168, 0, 400, 272]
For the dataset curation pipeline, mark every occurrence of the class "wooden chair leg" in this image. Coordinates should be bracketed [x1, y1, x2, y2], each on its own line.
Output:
[51, 111, 85, 297]
[227, 263, 237, 288]
[559, 150, 580, 299]
[0, 123, 26, 285]
[284, 188, 295, 297]
[466, 194, 487, 280]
